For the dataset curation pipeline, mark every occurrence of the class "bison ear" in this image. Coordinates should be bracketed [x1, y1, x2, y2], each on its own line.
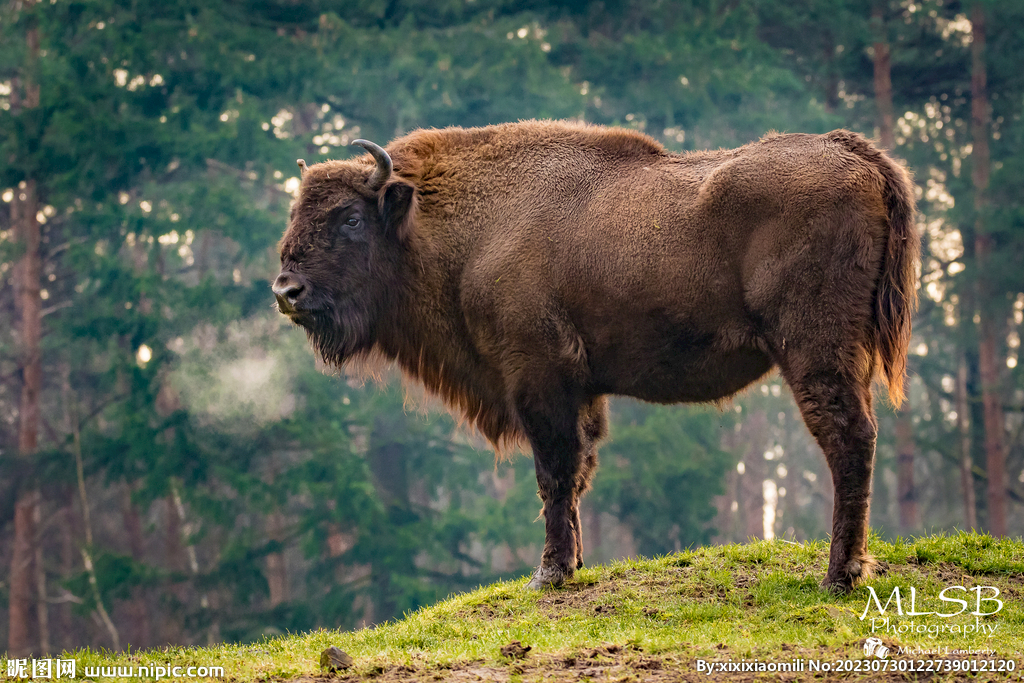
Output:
[378, 180, 417, 243]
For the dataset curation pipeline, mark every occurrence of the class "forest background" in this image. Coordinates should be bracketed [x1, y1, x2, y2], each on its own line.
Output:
[1, 0, 1022, 657]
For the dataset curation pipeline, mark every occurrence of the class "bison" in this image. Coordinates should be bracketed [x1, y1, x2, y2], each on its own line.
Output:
[273, 120, 918, 593]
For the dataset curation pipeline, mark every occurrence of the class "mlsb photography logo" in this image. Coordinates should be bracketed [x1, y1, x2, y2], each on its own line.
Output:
[860, 585, 1003, 638]
[864, 637, 890, 658]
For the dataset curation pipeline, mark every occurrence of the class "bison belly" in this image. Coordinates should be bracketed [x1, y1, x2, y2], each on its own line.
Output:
[586, 314, 774, 403]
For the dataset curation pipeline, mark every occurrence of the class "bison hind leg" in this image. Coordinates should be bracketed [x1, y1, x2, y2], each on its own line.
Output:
[775, 335, 879, 594]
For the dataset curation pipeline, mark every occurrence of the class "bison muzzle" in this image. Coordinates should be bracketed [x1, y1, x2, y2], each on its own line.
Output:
[274, 120, 919, 593]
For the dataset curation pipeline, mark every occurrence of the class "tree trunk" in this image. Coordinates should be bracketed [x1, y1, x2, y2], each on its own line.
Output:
[9, 178, 41, 655]
[35, 500, 49, 655]
[895, 409, 918, 532]
[970, 3, 1006, 537]
[264, 454, 289, 610]
[55, 498, 77, 651]
[713, 420, 738, 544]
[711, 468, 739, 544]
[956, 352, 978, 529]
[8, 10, 43, 653]
[266, 511, 289, 608]
[872, 4, 895, 151]
[169, 481, 213, 645]
[163, 494, 186, 645]
[741, 409, 768, 540]
[122, 488, 151, 648]
[778, 407, 802, 541]
[61, 362, 120, 650]
[9, 491, 39, 657]
[585, 502, 601, 564]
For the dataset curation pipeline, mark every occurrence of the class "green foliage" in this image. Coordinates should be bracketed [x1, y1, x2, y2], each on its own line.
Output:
[65, 551, 159, 617]
[594, 401, 735, 556]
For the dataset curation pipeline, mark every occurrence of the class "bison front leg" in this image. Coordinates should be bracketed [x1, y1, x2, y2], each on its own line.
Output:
[516, 385, 598, 590]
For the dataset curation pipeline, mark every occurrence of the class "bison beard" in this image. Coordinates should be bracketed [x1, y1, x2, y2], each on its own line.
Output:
[274, 121, 919, 594]
[300, 303, 374, 370]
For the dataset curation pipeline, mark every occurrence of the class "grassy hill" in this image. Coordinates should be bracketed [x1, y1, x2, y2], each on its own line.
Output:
[63, 533, 1024, 681]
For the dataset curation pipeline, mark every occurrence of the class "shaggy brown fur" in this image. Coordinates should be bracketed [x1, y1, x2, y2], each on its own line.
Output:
[274, 120, 919, 593]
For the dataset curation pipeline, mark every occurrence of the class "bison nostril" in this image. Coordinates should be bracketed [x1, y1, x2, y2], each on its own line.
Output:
[280, 284, 304, 303]
[272, 274, 307, 307]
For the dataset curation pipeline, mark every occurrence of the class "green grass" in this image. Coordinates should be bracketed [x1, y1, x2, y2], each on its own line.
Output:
[54, 532, 1024, 680]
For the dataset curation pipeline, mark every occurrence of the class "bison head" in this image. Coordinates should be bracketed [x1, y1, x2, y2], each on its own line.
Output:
[274, 140, 416, 367]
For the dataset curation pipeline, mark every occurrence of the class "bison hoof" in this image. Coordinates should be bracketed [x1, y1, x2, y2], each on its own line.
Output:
[526, 565, 567, 590]
[821, 574, 855, 595]
[822, 557, 874, 594]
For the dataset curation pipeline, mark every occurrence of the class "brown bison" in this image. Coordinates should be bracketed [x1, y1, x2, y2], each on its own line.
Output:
[273, 120, 918, 593]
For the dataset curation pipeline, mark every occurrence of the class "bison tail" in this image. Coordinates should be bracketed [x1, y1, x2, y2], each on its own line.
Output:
[829, 131, 919, 407]
[860, 138, 919, 407]
[875, 150, 919, 408]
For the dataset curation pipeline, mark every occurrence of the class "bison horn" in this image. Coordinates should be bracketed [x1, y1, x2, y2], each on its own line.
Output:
[352, 139, 392, 191]
[297, 159, 308, 176]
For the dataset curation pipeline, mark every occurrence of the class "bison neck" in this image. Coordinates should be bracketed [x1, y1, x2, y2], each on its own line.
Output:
[375, 258, 520, 450]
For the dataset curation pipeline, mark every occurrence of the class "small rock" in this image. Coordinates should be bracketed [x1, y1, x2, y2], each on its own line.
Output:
[319, 646, 354, 673]
[500, 641, 531, 659]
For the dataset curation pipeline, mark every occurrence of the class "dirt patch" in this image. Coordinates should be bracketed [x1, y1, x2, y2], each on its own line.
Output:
[534, 578, 608, 615]
[498, 641, 531, 660]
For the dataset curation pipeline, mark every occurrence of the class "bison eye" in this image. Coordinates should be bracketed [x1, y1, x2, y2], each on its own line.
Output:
[338, 212, 367, 242]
